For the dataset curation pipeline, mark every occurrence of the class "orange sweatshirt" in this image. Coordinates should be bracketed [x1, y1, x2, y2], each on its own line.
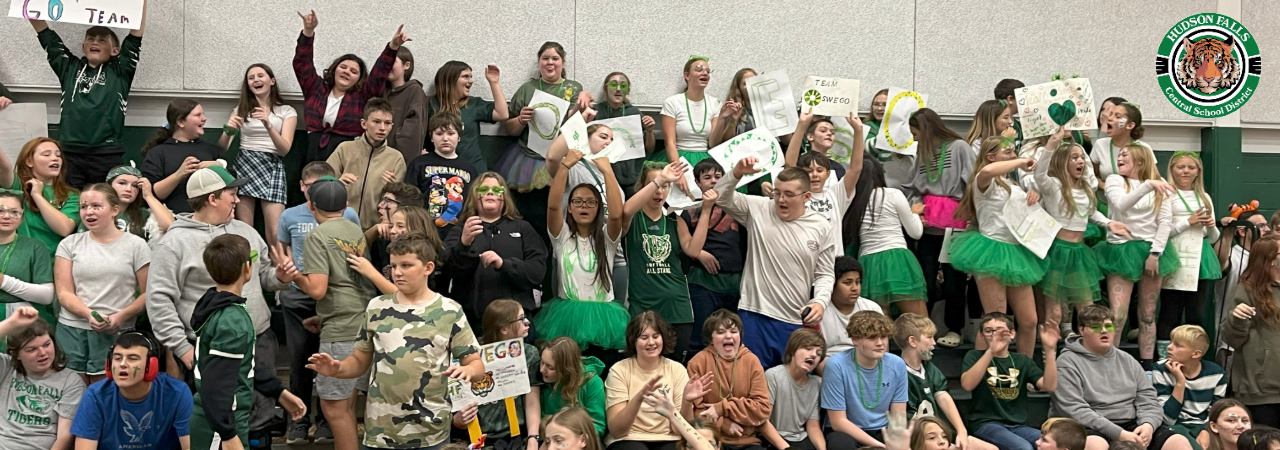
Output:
[686, 346, 773, 446]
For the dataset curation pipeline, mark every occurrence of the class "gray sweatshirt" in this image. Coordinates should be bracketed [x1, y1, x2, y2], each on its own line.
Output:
[1049, 335, 1164, 439]
[146, 214, 289, 358]
[902, 139, 975, 205]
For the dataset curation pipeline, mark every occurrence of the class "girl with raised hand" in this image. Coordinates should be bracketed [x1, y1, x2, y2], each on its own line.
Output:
[53, 183, 149, 384]
[0, 308, 84, 450]
[964, 99, 1014, 158]
[849, 157, 928, 314]
[713, 68, 757, 146]
[540, 337, 607, 436]
[949, 137, 1046, 355]
[452, 300, 543, 450]
[220, 64, 297, 246]
[428, 61, 509, 172]
[544, 406, 606, 450]
[496, 42, 592, 194]
[902, 108, 976, 348]
[141, 99, 225, 214]
[1032, 130, 1128, 326]
[1156, 152, 1222, 352]
[620, 161, 698, 358]
[594, 72, 657, 196]
[0, 138, 81, 259]
[533, 144, 630, 352]
[293, 10, 406, 164]
[0, 191, 56, 330]
[1220, 236, 1280, 427]
[350, 205, 441, 295]
[659, 56, 723, 170]
[1090, 102, 1153, 188]
[105, 164, 173, 245]
[1094, 145, 1178, 366]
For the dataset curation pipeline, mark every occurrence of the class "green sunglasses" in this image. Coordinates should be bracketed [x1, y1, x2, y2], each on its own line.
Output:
[1087, 323, 1116, 334]
[476, 185, 506, 196]
[606, 80, 630, 93]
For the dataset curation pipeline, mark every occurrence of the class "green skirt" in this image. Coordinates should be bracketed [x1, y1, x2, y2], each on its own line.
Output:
[1199, 239, 1224, 280]
[533, 298, 630, 350]
[948, 233, 1046, 287]
[1037, 239, 1104, 304]
[861, 248, 928, 304]
[1093, 240, 1180, 282]
[649, 149, 713, 165]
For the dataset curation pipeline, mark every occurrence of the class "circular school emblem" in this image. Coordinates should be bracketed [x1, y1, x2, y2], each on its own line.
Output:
[1156, 13, 1261, 118]
[803, 90, 822, 107]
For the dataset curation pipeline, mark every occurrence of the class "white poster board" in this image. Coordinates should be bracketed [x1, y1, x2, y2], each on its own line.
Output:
[830, 116, 870, 168]
[876, 88, 927, 157]
[1003, 190, 1060, 259]
[1014, 78, 1097, 140]
[589, 115, 646, 162]
[527, 90, 571, 157]
[745, 70, 799, 137]
[560, 112, 589, 153]
[708, 127, 783, 188]
[1164, 229, 1204, 291]
[0, 104, 49, 166]
[447, 339, 530, 410]
[799, 76, 860, 117]
[9, 0, 144, 30]
[665, 157, 703, 211]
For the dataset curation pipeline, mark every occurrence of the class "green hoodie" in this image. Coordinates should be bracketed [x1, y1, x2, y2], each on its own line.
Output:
[37, 29, 141, 149]
[541, 356, 606, 436]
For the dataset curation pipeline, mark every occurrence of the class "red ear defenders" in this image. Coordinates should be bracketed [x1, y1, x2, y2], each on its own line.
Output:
[105, 330, 161, 382]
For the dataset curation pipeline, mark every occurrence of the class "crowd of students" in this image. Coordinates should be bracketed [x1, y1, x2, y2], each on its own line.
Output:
[1, 6, 1280, 450]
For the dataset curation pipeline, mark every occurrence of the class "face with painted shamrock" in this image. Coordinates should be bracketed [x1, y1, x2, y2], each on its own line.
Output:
[109, 344, 151, 388]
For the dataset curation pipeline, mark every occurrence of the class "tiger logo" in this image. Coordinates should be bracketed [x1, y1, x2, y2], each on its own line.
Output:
[470, 372, 496, 397]
[1177, 36, 1242, 94]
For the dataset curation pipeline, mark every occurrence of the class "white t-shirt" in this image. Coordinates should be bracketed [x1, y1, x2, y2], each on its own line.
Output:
[54, 232, 150, 329]
[551, 222, 621, 303]
[1104, 176, 1174, 252]
[660, 93, 721, 151]
[859, 188, 923, 256]
[324, 94, 343, 127]
[821, 298, 884, 354]
[1090, 138, 1154, 180]
[806, 177, 854, 253]
[974, 178, 1023, 244]
[235, 104, 298, 153]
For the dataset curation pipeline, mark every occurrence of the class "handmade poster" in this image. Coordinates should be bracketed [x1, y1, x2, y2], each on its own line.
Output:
[830, 116, 871, 168]
[665, 157, 703, 211]
[9, 0, 144, 30]
[527, 90, 571, 157]
[745, 70, 799, 136]
[876, 88, 928, 157]
[560, 112, 589, 154]
[1014, 78, 1096, 139]
[0, 104, 49, 165]
[589, 115, 646, 162]
[448, 339, 531, 411]
[709, 127, 783, 188]
[939, 228, 960, 264]
[800, 76, 860, 117]
[1003, 190, 1061, 259]
[1164, 229, 1204, 291]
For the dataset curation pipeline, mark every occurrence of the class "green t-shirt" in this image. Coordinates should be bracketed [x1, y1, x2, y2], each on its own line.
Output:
[192, 303, 255, 450]
[540, 356, 607, 437]
[13, 180, 80, 257]
[476, 342, 544, 444]
[0, 236, 53, 305]
[593, 101, 646, 188]
[624, 213, 693, 323]
[428, 96, 497, 172]
[961, 350, 1044, 427]
[303, 218, 377, 343]
[356, 292, 479, 448]
[509, 78, 585, 158]
[907, 360, 950, 420]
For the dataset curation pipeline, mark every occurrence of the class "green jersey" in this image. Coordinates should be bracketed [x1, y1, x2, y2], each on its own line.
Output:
[906, 360, 949, 420]
[191, 301, 256, 449]
[624, 212, 693, 323]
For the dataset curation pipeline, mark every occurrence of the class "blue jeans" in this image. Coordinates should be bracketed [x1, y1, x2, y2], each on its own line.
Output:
[688, 283, 741, 352]
[974, 423, 1041, 450]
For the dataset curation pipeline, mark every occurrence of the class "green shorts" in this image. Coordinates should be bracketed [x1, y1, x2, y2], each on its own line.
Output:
[56, 325, 115, 375]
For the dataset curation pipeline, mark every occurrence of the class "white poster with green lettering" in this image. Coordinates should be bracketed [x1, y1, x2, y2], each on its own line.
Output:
[10, 0, 144, 30]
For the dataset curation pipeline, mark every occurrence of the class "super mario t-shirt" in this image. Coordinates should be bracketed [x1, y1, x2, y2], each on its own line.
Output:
[406, 151, 478, 239]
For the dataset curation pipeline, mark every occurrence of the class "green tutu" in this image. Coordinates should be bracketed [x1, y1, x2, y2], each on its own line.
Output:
[1093, 240, 1180, 282]
[1199, 239, 1223, 280]
[1037, 239, 1104, 304]
[534, 298, 630, 350]
[948, 233, 1046, 286]
[649, 149, 713, 165]
[861, 248, 928, 304]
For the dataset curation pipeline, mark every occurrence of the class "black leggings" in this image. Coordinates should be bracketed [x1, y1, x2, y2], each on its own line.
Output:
[1157, 280, 1211, 340]
[917, 232, 979, 333]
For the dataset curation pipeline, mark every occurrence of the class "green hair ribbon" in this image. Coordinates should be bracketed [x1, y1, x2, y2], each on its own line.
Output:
[998, 99, 1009, 108]
[688, 54, 709, 63]
[1172, 151, 1201, 160]
[999, 135, 1017, 149]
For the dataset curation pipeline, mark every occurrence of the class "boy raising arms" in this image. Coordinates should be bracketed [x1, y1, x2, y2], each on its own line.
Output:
[961, 312, 1059, 450]
[896, 313, 998, 450]
[29, 2, 148, 188]
[309, 232, 484, 450]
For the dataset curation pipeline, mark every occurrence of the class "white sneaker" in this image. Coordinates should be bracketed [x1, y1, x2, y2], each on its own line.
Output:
[938, 332, 962, 348]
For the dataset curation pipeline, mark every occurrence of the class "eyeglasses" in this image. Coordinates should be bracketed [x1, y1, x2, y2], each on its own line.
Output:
[0, 209, 22, 219]
[1087, 323, 1116, 334]
[511, 316, 530, 325]
[690, 66, 712, 75]
[570, 199, 599, 208]
[606, 80, 630, 93]
[872, 102, 887, 108]
[476, 185, 506, 197]
[775, 190, 804, 200]
[981, 328, 1010, 336]
[379, 196, 400, 205]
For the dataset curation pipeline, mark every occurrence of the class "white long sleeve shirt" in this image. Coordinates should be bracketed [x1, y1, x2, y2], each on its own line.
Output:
[1105, 175, 1174, 252]
[858, 188, 923, 256]
[1091, 138, 1154, 180]
[715, 171, 836, 324]
[1033, 145, 1111, 232]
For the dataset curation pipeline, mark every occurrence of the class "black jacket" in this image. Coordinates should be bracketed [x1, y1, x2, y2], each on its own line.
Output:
[142, 138, 224, 214]
[443, 217, 547, 316]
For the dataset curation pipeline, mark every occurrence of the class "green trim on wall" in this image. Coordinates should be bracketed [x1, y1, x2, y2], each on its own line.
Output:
[1200, 127, 1243, 218]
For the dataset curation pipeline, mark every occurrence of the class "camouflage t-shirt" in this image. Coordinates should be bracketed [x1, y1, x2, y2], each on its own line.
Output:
[356, 292, 480, 449]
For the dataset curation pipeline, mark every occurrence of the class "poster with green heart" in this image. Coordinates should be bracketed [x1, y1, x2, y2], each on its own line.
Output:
[1014, 78, 1096, 139]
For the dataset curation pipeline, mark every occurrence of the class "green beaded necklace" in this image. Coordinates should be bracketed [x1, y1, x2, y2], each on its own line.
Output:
[854, 349, 884, 410]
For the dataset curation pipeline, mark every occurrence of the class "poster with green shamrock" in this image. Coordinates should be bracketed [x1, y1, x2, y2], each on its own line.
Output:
[1014, 78, 1096, 140]
[800, 76, 860, 117]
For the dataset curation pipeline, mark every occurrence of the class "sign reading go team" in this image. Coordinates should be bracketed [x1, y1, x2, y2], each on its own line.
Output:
[800, 76, 860, 117]
[10, 0, 144, 30]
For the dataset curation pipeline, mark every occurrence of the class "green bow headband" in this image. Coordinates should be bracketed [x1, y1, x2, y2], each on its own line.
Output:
[643, 161, 667, 170]
[106, 163, 143, 182]
[688, 54, 709, 63]
[1172, 151, 1201, 160]
[0, 188, 23, 197]
[999, 135, 1017, 149]
[998, 99, 1009, 108]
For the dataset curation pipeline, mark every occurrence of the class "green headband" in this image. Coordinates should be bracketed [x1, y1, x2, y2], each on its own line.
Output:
[1172, 151, 1201, 160]
[0, 188, 23, 197]
[688, 54, 709, 63]
[106, 164, 143, 182]
[643, 161, 667, 170]
[999, 135, 1017, 149]
[998, 99, 1008, 108]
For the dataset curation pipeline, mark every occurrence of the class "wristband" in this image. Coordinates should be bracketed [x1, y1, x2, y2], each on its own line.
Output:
[1151, 251, 1162, 257]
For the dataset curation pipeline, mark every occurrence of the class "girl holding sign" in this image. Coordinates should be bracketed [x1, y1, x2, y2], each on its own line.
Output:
[659, 57, 724, 168]
[453, 299, 543, 450]
[1156, 153, 1222, 352]
[1094, 145, 1179, 366]
[949, 138, 1046, 355]
[497, 42, 592, 191]
[903, 109, 976, 348]
[594, 72, 657, 196]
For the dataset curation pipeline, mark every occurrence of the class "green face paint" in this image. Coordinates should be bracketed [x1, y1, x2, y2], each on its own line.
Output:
[132, 366, 140, 378]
